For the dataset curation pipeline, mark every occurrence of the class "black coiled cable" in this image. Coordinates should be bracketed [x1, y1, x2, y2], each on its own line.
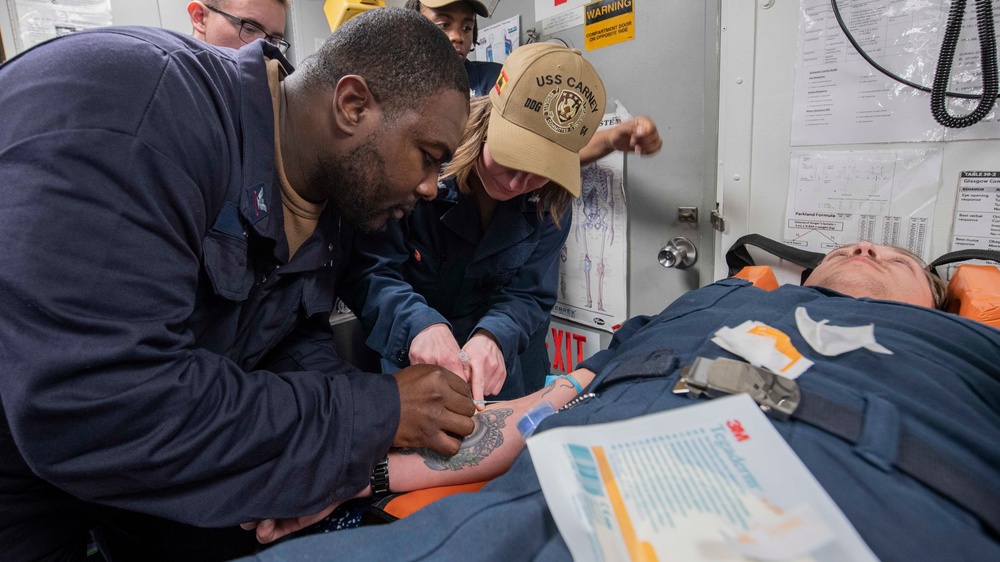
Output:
[831, 0, 999, 129]
[930, 0, 998, 128]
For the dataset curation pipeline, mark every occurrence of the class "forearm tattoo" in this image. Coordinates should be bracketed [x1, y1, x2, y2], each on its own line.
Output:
[540, 377, 576, 399]
[398, 408, 513, 471]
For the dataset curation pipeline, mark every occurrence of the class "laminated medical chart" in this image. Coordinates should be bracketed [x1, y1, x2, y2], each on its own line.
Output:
[527, 394, 878, 562]
[783, 148, 941, 261]
[473, 14, 520, 64]
[791, 0, 1000, 146]
[9, 0, 112, 52]
[553, 104, 631, 333]
[948, 171, 1000, 276]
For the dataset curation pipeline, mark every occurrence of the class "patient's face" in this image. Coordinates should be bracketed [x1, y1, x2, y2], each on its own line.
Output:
[803, 242, 934, 308]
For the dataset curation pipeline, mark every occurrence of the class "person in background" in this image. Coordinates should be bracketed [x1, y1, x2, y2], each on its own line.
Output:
[241, 242, 998, 562]
[404, 0, 494, 95]
[0, 8, 475, 561]
[406, 0, 661, 165]
[188, 0, 290, 53]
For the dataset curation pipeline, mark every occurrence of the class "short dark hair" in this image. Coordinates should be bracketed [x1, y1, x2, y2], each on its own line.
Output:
[404, 0, 479, 44]
[297, 7, 469, 113]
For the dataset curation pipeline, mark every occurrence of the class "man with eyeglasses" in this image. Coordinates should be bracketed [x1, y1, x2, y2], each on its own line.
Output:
[188, 0, 290, 53]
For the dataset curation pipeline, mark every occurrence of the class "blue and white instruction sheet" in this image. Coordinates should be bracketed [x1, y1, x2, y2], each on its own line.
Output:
[527, 394, 877, 562]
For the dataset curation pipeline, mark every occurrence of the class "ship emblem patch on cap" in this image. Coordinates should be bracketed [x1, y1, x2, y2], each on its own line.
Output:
[543, 89, 586, 134]
[494, 70, 509, 95]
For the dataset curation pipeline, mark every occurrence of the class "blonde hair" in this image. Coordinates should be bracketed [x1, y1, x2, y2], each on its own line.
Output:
[441, 96, 575, 227]
[883, 246, 948, 310]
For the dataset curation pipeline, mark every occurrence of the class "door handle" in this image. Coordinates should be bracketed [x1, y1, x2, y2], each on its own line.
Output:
[658, 237, 698, 269]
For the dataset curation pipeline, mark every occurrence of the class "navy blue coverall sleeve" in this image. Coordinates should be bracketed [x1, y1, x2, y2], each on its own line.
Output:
[340, 220, 452, 365]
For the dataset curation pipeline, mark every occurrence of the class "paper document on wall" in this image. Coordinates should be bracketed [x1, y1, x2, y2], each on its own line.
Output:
[783, 149, 940, 262]
[10, 0, 112, 52]
[948, 171, 1000, 276]
[473, 15, 519, 64]
[535, 0, 589, 22]
[792, 0, 1000, 145]
[527, 394, 877, 562]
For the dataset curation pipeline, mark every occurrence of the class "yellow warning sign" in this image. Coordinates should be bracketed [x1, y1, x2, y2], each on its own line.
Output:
[584, 0, 634, 51]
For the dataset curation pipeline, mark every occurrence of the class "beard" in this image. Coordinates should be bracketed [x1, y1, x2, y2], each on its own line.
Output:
[307, 132, 401, 233]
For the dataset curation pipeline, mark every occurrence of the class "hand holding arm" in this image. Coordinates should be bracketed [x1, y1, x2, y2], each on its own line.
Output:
[389, 368, 597, 491]
[393, 364, 476, 456]
[409, 323, 468, 382]
[462, 330, 507, 406]
[579, 116, 663, 166]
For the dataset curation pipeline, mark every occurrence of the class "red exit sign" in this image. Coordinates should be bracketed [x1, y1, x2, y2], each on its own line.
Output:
[550, 328, 587, 373]
[545, 321, 602, 374]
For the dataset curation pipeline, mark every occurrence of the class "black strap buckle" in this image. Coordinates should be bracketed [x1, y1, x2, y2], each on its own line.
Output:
[673, 357, 801, 421]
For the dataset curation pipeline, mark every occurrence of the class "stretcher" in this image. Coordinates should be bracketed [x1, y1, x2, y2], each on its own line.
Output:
[364, 236, 1000, 525]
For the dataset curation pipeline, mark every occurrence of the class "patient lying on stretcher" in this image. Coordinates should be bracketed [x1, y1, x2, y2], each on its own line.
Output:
[244, 242, 966, 548]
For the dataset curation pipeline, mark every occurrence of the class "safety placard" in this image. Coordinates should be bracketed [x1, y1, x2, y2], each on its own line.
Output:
[584, 0, 634, 51]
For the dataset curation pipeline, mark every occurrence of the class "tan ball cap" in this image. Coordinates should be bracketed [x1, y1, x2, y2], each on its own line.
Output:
[487, 43, 606, 197]
[419, 0, 490, 18]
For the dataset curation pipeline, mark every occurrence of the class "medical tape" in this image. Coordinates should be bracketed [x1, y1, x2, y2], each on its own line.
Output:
[517, 401, 558, 439]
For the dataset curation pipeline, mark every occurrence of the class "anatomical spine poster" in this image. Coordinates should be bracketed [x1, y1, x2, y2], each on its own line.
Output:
[553, 113, 628, 333]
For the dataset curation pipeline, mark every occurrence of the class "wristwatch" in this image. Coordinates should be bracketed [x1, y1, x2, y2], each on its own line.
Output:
[370, 454, 390, 497]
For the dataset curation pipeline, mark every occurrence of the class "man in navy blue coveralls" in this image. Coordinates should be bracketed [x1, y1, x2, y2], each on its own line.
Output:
[0, 8, 479, 561]
[242, 242, 1000, 562]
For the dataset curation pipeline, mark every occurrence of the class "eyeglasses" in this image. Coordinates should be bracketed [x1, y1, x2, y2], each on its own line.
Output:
[206, 4, 291, 54]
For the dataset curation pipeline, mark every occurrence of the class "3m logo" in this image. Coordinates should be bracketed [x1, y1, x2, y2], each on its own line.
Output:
[726, 419, 750, 442]
[555, 0, 568, 5]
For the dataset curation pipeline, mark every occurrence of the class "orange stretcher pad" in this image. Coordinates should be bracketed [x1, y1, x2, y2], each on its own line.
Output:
[735, 264, 1000, 329]
[944, 264, 1000, 329]
[378, 481, 489, 520]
